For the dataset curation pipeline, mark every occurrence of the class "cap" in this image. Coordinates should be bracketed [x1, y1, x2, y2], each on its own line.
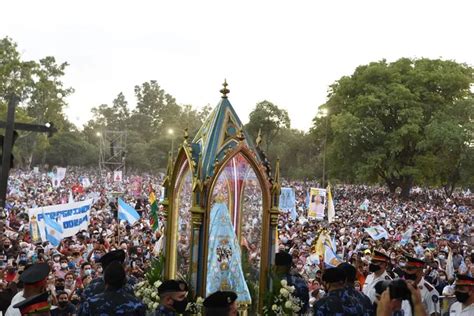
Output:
[98, 250, 126, 268]
[402, 255, 425, 269]
[322, 267, 346, 283]
[20, 263, 50, 285]
[203, 291, 238, 309]
[158, 280, 188, 295]
[371, 250, 390, 263]
[275, 252, 292, 266]
[13, 292, 51, 315]
[455, 274, 474, 287]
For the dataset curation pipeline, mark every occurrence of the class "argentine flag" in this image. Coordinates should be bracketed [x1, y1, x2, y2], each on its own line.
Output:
[118, 198, 140, 225]
[43, 212, 63, 247]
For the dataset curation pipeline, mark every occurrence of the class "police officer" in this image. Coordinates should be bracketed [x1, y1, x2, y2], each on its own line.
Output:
[78, 261, 146, 315]
[155, 280, 189, 316]
[339, 262, 374, 315]
[6, 263, 50, 316]
[274, 252, 309, 314]
[400, 255, 439, 316]
[82, 249, 136, 299]
[362, 250, 392, 304]
[203, 291, 238, 316]
[13, 292, 51, 316]
[449, 274, 474, 315]
[313, 267, 368, 316]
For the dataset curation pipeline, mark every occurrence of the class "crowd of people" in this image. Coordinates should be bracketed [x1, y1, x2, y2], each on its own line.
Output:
[0, 168, 471, 315]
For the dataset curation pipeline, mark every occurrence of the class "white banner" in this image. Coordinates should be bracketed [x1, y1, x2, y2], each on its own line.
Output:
[56, 167, 67, 181]
[28, 199, 92, 242]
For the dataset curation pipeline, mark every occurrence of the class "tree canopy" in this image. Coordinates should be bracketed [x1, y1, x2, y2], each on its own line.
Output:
[311, 58, 474, 196]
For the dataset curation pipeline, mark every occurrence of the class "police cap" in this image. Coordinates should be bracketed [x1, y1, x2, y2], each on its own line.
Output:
[20, 263, 50, 285]
[158, 280, 188, 295]
[203, 291, 237, 309]
[98, 249, 126, 268]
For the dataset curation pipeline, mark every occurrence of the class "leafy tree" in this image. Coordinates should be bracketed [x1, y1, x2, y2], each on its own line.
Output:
[246, 100, 290, 153]
[313, 58, 474, 197]
[0, 37, 73, 168]
[45, 132, 97, 166]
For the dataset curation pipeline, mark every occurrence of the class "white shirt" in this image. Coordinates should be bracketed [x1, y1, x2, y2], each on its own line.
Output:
[5, 290, 24, 316]
[449, 301, 474, 316]
[362, 270, 391, 303]
[401, 278, 440, 316]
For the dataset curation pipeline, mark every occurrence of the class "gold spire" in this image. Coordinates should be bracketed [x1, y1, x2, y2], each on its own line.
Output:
[184, 128, 189, 141]
[256, 129, 262, 147]
[220, 79, 230, 98]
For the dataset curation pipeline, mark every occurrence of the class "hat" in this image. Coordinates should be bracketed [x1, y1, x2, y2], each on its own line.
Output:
[275, 252, 292, 266]
[402, 255, 425, 269]
[203, 291, 238, 309]
[322, 267, 345, 284]
[20, 263, 50, 285]
[98, 250, 126, 268]
[13, 292, 51, 315]
[371, 250, 390, 263]
[158, 280, 188, 295]
[455, 274, 474, 287]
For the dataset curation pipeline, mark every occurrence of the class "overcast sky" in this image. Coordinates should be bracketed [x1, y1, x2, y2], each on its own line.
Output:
[1, 0, 473, 131]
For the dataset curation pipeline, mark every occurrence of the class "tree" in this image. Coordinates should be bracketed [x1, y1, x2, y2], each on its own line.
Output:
[313, 58, 474, 197]
[246, 101, 291, 153]
[0, 37, 73, 168]
[45, 132, 97, 166]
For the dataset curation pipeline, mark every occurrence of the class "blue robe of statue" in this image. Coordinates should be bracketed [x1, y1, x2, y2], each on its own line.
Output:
[206, 202, 251, 304]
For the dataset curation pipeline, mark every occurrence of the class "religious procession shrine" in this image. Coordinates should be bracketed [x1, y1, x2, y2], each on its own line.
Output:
[160, 81, 281, 312]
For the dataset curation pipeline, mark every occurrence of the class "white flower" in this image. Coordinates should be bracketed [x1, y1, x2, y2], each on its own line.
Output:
[272, 304, 278, 311]
[287, 285, 296, 293]
[285, 301, 292, 309]
[281, 279, 288, 287]
[280, 288, 289, 297]
[152, 302, 159, 310]
[151, 292, 157, 298]
[154, 280, 162, 288]
[196, 297, 204, 305]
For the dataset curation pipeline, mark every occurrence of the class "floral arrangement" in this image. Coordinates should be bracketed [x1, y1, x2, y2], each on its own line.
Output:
[134, 255, 204, 315]
[263, 279, 303, 316]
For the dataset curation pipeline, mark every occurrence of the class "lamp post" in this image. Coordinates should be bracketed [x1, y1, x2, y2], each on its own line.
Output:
[168, 128, 174, 155]
[317, 109, 329, 188]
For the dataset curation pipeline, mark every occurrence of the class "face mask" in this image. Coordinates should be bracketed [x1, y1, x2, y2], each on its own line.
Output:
[58, 301, 68, 308]
[56, 286, 64, 291]
[438, 255, 445, 260]
[172, 297, 188, 313]
[454, 291, 469, 303]
[369, 263, 381, 273]
[84, 269, 92, 276]
[65, 280, 74, 287]
[71, 299, 79, 305]
[61, 263, 68, 269]
[54, 257, 60, 262]
[97, 267, 103, 273]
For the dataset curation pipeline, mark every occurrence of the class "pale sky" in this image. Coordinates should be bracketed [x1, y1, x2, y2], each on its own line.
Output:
[1, 0, 473, 131]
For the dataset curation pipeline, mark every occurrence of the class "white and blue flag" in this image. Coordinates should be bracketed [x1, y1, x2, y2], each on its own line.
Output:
[118, 198, 140, 225]
[43, 211, 63, 247]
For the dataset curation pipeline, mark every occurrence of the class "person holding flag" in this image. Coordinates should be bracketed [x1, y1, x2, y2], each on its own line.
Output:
[117, 198, 140, 225]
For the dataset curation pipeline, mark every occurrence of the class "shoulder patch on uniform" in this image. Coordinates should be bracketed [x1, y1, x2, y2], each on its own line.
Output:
[431, 295, 438, 303]
[424, 282, 434, 291]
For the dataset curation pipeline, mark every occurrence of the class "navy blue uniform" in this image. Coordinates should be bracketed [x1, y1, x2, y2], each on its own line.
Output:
[82, 276, 137, 299]
[345, 286, 374, 316]
[78, 288, 146, 316]
[155, 305, 177, 316]
[313, 288, 371, 316]
[285, 272, 310, 314]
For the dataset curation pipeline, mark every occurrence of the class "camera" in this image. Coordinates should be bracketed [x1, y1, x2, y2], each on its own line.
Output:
[375, 279, 411, 301]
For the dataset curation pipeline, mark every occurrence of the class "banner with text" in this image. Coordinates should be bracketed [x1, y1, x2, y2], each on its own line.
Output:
[28, 199, 92, 242]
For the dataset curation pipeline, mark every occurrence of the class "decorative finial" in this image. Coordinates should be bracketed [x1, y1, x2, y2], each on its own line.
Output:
[184, 128, 189, 141]
[220, 79, 230, 98]
[256, 129, 262, 147]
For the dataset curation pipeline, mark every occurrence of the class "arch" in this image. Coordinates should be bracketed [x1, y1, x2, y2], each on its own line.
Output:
[200, 143, 272, 310]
